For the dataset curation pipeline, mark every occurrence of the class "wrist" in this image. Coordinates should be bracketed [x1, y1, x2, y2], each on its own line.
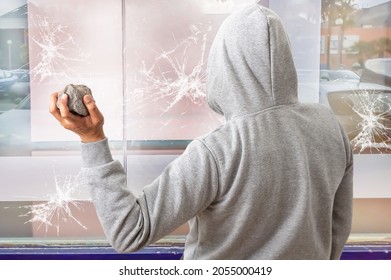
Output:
[80, 132, 106, 143]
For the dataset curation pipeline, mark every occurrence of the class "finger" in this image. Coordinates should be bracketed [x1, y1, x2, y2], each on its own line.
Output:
[49, 92, 63, 121]
[83, 95, 104, 124]
[57, 93, 73, 118]
[49, 92, 59, 114]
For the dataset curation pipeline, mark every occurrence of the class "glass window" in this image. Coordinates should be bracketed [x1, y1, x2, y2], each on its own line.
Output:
[320, 0, 391, 236]
[0, 0, 390, 245]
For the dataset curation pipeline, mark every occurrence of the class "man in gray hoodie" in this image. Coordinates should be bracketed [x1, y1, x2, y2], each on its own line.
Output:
[50, 4, 353, 259]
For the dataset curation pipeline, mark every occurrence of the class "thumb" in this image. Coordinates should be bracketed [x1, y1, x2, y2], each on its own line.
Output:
[83, 94, 96, 113]
[83, 94, 103, 123]
[83, 94, 94, 105]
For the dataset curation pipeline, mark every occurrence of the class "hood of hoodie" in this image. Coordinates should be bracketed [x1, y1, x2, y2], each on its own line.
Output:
[206, 4, 298, 120]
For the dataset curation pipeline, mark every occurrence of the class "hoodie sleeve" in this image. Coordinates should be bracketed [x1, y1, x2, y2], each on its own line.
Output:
[80, 138, 219, 253]
[330, 132, 354, 260]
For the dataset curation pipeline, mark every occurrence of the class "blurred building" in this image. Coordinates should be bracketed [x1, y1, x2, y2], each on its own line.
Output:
[320, 1, 391, 70]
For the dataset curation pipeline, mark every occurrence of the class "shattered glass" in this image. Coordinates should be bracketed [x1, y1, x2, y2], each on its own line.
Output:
[29, 15, 90, 82]
[349, 89, 391, 153]
[18, 174, 87, 236]
[327, 88, 391, 154]
[0, 0, 390, 240]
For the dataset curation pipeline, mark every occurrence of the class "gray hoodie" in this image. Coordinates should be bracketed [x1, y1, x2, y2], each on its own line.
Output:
[80, 4, 353, 259]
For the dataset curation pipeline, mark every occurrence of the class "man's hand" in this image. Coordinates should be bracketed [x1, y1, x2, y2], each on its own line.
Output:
[49, 92, 106, 143]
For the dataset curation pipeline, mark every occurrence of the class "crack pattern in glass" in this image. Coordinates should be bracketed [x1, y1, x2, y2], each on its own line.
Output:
[18, 174, 87, 236]
[29, 15, 90, 82]
[131, 24, 211, 115]
[347, 89, 391, 153]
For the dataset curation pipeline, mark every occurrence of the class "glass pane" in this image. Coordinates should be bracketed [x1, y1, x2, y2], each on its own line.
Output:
[320, 0, 391, 155]
[0, 0, 124, 238]
[0, 0, 390, 245]
[320, 0, 391, 234]
[124, 0, 228, 141]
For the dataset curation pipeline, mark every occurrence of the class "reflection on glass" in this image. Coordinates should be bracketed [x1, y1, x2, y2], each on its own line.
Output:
[0, 2, 30, 156]
[320, 0, 391, 154]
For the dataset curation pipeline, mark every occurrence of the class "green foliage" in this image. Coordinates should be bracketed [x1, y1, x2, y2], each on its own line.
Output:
[350, 37, 391, 59]
[322, 0, 356, 28]
[374, 37, 391, 58]
[349, 40, 376, 56]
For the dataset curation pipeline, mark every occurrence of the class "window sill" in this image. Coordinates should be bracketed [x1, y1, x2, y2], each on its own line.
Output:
[0, 234, 390, 260]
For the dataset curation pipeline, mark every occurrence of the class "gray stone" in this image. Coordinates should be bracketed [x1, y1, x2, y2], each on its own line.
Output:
[57, 84, 92, 116]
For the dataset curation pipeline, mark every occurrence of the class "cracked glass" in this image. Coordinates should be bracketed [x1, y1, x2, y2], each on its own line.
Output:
[0, 0, 390, 243]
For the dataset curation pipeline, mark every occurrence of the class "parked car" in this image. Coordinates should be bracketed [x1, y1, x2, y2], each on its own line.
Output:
[320, 69, 360, 82]
[319, 61, 391, 151]
[359, 58, 391, 87]
[320, 81, 391, 133]
[0, 69, 18, 93]
[363, 58, 391, 77]
[8, 70, 30, 103]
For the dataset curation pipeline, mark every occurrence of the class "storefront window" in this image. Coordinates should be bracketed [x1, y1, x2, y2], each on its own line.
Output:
[0, 0, 390, 244]
[319, 0, 391, 237]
